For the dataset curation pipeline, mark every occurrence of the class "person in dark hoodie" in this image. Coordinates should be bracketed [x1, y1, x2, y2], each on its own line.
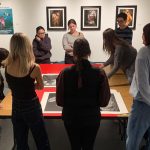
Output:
[0, 48, 9, 100]
[32, 26, 52, 64]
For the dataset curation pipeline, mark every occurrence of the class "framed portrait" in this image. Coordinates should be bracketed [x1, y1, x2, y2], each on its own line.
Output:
[81, 6, 101, 30]
[116, 5, 137, 29]
[46, 7, 66, 30]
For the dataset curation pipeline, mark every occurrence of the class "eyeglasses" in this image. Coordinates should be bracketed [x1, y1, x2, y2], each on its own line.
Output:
[38, 32, 45, 35]
[117, 19, 124, 23]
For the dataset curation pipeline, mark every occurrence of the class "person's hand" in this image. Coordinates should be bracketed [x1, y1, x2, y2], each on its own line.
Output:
[68, 44, 73, 49]
[36, 36, 41, 41]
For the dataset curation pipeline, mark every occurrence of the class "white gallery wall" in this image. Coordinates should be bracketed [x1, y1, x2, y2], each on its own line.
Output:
[0, 0, 149, 62]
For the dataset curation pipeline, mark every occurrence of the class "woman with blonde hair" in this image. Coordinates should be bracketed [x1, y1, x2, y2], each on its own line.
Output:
[5, 33, 51, 150]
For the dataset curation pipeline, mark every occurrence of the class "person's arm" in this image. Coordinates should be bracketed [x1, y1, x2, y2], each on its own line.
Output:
[126, 28, 133, 45]
[30, 64, 44, 90]
[107, 46, 124, 78]
[99, 69, 111, 107]
[32, 40, 43, 57]
[62, 34, 73, 53]
[56, 71, 65, 107]
[103, 54, 114, 67]
[135, 53, 150, 106]
[38, 35, 52, 52]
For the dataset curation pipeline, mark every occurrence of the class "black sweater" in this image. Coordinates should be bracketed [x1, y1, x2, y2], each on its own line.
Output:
[56, 60, 110, 124]
[32, 34, 52, 64]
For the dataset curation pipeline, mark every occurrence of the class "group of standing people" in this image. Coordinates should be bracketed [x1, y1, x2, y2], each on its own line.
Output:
[0, 11, 150, 150]
[62, 13, 136, 84]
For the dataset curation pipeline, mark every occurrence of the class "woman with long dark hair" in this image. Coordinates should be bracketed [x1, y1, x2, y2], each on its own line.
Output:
[56, 38, 110, 150]
[101, 28, 137, 83]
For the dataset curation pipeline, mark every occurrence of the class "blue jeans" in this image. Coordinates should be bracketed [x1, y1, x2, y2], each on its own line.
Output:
[126, 100, 150, 150]
[12, 97, 51, 150]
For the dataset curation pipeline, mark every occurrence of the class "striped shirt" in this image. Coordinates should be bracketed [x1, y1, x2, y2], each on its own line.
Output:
[115, 26, 133, 45]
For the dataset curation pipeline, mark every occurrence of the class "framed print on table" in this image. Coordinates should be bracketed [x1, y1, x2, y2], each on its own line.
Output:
[46, 7, 66, 31]
[116, 5, 137, 29]
[81, 6, 101, 30]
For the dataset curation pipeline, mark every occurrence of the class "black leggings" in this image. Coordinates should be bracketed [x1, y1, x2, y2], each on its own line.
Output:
[64, 122, 100, 150]
[12, 97, 51, 150]
[65, 53, 75, 64]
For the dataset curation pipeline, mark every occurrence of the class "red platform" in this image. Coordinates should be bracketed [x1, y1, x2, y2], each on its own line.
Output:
[37, 64, 120, 118]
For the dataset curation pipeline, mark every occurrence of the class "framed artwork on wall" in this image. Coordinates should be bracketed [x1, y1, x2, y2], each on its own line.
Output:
[116, 5, 137, 29]
[46, 7, 66, 30]
[81, 6, 101, 30]
[0, 8, 14, 34]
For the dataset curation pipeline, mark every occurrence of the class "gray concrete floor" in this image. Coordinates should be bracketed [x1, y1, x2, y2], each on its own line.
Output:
[0, 119, 126, 150]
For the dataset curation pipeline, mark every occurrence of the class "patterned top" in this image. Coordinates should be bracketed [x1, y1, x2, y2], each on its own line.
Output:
[115, 26, 133, 45]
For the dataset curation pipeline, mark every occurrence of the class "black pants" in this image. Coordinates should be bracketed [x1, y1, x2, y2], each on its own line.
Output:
[12, 97, 51, 150]
[64, 121, 100, 150]
[36, 58, 51, 64]
[65, 53, 74, 64]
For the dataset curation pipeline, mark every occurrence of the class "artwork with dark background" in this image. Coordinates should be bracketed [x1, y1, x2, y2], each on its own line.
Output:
[116, 5, 137, 29]
[81, 6, 101, 30]
[46, 7, 66, 30]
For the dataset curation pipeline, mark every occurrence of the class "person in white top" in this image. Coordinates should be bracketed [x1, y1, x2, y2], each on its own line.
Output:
[126, 23, 150, 150]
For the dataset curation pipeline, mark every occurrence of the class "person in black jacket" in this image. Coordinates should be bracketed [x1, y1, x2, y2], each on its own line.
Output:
[56, 38, 110, 150]
[32, 26, 52, 64]
[0, 48, 9, 100]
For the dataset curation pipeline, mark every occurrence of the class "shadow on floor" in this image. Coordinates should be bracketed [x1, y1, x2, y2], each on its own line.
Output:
[0, 119, 125, 150]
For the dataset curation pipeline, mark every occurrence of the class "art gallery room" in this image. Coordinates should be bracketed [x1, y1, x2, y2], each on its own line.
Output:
[0, 0, 150, 149]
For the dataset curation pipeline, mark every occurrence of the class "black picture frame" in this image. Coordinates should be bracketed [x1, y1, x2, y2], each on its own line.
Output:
[46, 6, 66, 31]
[81, 6, 101, 30]
[116, 5, 137, 29]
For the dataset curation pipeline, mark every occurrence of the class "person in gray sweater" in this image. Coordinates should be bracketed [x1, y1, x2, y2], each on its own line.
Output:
[101, 28, 137, 83]
[126, 23, 150, 150]
[62, 19, 84, 64]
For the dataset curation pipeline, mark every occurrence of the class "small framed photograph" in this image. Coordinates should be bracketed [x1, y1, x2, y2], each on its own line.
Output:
[116, 5, 137, 29]
[46, 7, 66, 30]
[41, 92, 62, 113]
[81, 6, 101, 30]
[42, 74, 58, 87]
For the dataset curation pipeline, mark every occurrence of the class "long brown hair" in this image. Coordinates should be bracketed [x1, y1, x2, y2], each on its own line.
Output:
[103, 28, 129, 54]
[73, 38, 91, 88]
